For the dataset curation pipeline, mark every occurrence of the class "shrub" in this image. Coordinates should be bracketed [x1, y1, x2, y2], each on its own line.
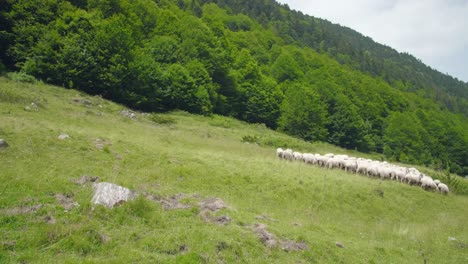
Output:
[6, 72, 37, 83]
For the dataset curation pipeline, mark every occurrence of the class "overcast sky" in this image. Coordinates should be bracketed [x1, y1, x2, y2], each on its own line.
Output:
[277, 0, 468, 82]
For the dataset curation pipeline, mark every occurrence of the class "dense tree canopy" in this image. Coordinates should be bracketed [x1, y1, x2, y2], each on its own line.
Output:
[1, 0, 467, 176]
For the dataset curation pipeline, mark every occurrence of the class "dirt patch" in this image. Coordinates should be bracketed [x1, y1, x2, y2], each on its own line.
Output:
[253, 224, 278, 248]
[4, 204, 43, 216]
[55, 193, 79, 211]
[255, 215, 278, 222]
[198, 197, 231, 225]
[200, 212, 232, 225]
[280, 240, 309, 252]
[199, 197, 226, 212]
[44, 214, 56, 224]
[147, 193, 192, 210]
[72, 175, 100, 185]
[94, 138, 112, 150]
[253, 223, 308, 251]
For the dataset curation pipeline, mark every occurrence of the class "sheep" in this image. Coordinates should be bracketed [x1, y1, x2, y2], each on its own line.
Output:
[293, 151, 303, 161]
[276, 148, 284, 158]
[325, 157, 341, 169]
[343, 159, 358, 173]
[303, 153, 316, 164]
[282, 149, 294, 161]
[437, 183, 449, 194]
[366, 162, 380, 178]
[406, 171, 422, 186]
[420, 175, 437, 191]
[356, 159, 369, 175]
[316, 155, 329, 167]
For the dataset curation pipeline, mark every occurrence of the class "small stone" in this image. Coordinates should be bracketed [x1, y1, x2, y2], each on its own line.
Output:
[31, 102, 39, 111]
[335, 242, 345, 248]
[0, 139, 8, 148]
[448, 237, 457, 241]
[120, 110, 137, 119]
[58, 134, 70, 140]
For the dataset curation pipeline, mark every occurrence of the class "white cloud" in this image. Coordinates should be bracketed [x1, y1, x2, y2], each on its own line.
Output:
[277, 0, 468, 82]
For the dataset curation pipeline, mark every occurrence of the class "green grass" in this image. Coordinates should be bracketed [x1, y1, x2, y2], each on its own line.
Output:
[1, 77, 467, 263]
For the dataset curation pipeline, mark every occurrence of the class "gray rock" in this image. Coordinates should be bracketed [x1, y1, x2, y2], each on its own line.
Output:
[91, 182, 137, 208]
[120, 110, 137, 119]
[58, 134, 70, 140]
[0, 139, 8, 148]
[335, 242, 345, 248]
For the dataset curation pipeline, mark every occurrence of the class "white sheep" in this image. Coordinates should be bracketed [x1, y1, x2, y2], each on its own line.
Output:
[420, 175, 437, 191]
[293, 151, 303, 161]
[343, 159, 357, 173]
[282, 149, 294, 161]
[303, 153, 316, 164]
[276, 148, 284, 158]
[437, 183, 449, 194]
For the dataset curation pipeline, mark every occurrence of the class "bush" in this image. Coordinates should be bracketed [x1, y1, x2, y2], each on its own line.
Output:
[242, 135, 260, 144]
[6, 72, 37, 83]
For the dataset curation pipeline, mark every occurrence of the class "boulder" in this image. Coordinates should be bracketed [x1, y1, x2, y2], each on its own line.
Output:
[0, 139, 8, 148]
[91, 182, 137, 208]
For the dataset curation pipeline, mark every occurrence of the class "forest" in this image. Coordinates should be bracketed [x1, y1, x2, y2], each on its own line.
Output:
[1, 0, 467, 175]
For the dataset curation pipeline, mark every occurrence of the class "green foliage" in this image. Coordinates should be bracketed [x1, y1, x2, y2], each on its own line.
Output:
[6, 71, 37, 83]
[241, 134, 260, 144]
[278, 83, 328, 141]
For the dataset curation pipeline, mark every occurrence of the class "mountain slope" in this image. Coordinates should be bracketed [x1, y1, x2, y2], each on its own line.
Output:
[202, 0, 468, 113]
[1, 78, 468, 263]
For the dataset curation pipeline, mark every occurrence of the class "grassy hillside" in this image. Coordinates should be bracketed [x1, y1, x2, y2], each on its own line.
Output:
[1, 78, 468, 263]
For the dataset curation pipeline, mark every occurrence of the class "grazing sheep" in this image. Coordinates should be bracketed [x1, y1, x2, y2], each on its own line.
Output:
[343, 159, 358, 173]
[437, 183, 449, 194]
[406, 171, 422, 186]
[276, 148, 284, 158]
[293, 152, 303, 161]
[282, 149, 294, 161]
[421, 175, 437, 191]
[303, 153, 316, 164]
[434, 179, 441, 186]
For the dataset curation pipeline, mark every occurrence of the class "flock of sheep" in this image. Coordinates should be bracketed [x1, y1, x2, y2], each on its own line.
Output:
[276, 148, 450, 194]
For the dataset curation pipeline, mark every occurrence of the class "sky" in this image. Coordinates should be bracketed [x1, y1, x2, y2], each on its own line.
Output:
[277, 0, 468, 82]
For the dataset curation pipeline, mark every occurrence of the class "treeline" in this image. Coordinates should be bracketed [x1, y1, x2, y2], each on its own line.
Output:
[0, 0, 467, 175]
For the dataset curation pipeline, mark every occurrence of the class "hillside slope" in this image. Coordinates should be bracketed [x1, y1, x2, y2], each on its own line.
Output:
[1, 78, 467, 263]
[1, 0, 468, 174]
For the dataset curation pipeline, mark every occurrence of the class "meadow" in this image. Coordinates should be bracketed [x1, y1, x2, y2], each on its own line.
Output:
[1, 77, 467, 263]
